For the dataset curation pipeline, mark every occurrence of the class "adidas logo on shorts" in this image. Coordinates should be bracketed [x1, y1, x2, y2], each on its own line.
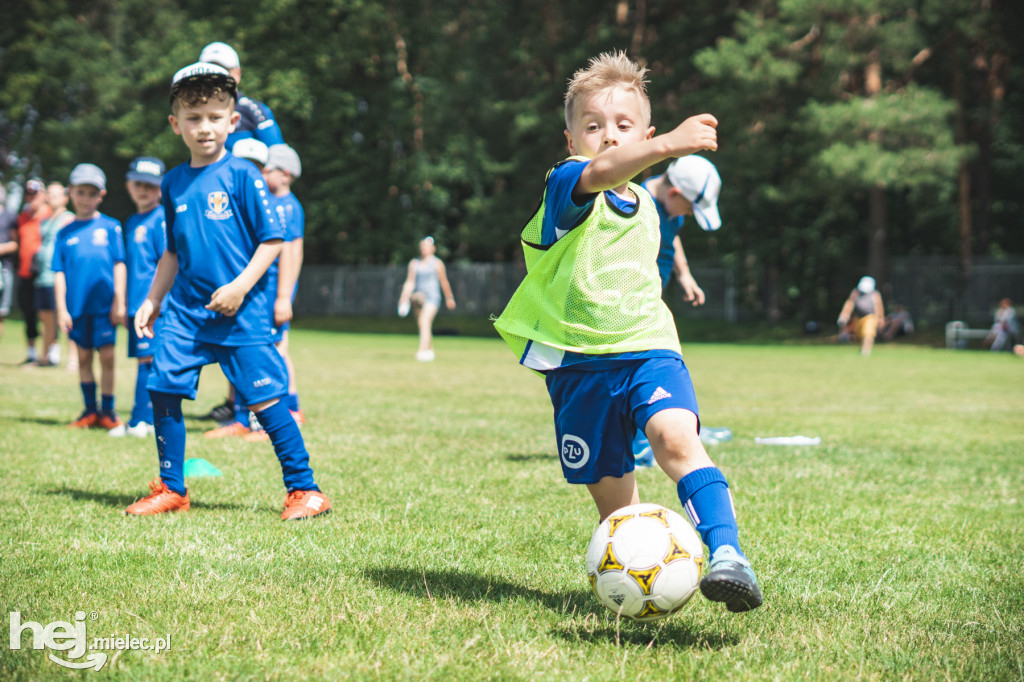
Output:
[647, 386, 672, 405]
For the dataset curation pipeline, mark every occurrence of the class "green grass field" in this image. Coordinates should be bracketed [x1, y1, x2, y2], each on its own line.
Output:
[1, 321, 1022, 680]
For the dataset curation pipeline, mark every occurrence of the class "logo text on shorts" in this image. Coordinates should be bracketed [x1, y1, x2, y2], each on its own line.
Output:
[560, 434, 590, 469]
[9, 611, 171, 672]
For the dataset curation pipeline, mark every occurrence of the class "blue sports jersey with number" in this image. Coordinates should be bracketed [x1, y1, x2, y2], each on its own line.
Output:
[51, 214, 125, 318]
[160, 153, 283, 346]
[124, 206, 167, 315]
[227, 93, 285, 151]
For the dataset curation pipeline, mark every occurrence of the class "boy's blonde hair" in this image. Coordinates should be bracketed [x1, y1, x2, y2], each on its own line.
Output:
[564, 51, 650, 129]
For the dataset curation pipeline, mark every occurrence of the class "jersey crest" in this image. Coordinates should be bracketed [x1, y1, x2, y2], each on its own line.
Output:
[205, 191, 233, 220]
[91, 227, 109, 246]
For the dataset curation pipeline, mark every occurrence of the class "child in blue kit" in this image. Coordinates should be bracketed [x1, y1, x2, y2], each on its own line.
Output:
[53, 164, 126, 431]
[494, 52, 761, 612]
[125, 62, 331, 520]
[109, 157, 167, 439]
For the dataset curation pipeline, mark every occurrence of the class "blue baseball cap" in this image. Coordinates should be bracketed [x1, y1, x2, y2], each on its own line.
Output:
[126, 157, 165, 184]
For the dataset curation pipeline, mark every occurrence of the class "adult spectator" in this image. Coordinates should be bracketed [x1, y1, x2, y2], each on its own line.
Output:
[15, 179, 52, 364]
[986, 298, 1019, 352]
[880, 304, 914, 341]
[837, 276, 884, 357]
[198, 42, 285, 150]
[0, 184, 19, 348]
[34, 182, 75, 366]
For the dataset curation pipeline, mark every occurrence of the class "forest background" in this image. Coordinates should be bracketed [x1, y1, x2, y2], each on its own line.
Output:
[2, 0, 1022, 322]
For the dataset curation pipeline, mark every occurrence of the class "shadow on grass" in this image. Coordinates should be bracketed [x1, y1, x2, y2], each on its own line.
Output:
[44, 487, 251, 512]
[362, 566, 736, 649]
[12, 415, 76, 427]
[506, 452, 554, 462]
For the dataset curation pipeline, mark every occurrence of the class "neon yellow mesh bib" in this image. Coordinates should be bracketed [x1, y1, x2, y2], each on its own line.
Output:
[494, 159, 681, 360]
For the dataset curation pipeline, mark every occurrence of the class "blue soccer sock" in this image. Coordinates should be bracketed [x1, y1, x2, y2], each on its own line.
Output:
[130, 361, 154, 426]
[151, 391, 187, 496]
[253, 400, 317, 492]
[678, 467, 744, 559]
[233, 392, 249, 427]
[101, 394, 116, 416]
[80, 382, 97, 414]
[286, 393, 300, 412]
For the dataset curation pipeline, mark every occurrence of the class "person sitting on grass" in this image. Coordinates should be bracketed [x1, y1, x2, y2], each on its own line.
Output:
[52, 164, 126, 431]
[125, 62, 331, 520]
[494, 51, 761, 613]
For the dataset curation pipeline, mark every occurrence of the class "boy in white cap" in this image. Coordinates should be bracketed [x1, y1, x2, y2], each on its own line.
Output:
[53, 163, 127, 430]
[126, 62, 330, 519]
[198, 42, 284, 151]
[837, 276, 884, 356]
[632, 154, 723, 466]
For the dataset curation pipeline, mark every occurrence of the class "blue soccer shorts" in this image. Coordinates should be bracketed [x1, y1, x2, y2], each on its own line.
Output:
[544, 357, 700, 484]
[147, 332, 289, 406]
[127, 314, 162, 358]
[69, 313, 117, 349]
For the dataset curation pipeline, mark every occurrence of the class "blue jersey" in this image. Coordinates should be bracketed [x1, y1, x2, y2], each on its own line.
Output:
[531, 159, 681, 370]
[51, 213, 125, 319]
[124, 206, 167, 315]
[640, 175, 685, 289]
[227, 93, 284, 151]
[264, 192, 304, 301]
[160, 153, 283, 346]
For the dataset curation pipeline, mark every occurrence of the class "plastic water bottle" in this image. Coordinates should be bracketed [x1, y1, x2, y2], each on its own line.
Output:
[700, 427, 733, 445]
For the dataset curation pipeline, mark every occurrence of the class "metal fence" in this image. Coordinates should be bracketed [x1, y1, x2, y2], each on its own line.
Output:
[294, 257, 1024, 327]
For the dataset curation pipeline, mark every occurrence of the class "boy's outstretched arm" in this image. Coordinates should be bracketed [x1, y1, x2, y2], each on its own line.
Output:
[576, 114, 718, 196]
[135, 251, 179, 339]
[207, 239, 284, 316]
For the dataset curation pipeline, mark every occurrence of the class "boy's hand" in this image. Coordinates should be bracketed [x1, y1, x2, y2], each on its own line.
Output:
[274, 297, 293, 326]
[665, 114, 719, 157]
[110, 300, 127, 327]
[678, 272, 706, 306]
[206, 282, 247, 316]
[135, 299, 161, 339]
[58, 311, 73, 333]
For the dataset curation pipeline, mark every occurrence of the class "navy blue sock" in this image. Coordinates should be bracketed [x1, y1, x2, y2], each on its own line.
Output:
[81, 382, 97, 414]
[677, 467, 744, 559]
[233, 393, 249, 426]
[287, 393, 300, 412]
[151, 391, 187, 496]
[101, 394, 116, 416]
[254, 400, 317, 492]
[130, 361, 154, 426]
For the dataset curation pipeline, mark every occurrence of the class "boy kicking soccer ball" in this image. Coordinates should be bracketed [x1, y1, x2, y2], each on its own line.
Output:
[125, 62, 331, 520]
[495, 52, 761, 612]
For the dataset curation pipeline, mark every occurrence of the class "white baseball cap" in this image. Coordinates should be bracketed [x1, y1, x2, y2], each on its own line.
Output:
[665, 155, 722, 231]
[857, 276, 876, 294]
[233, 139, 269, 166]
[199, 42, 240, 70]
[69, 163, 106, 191]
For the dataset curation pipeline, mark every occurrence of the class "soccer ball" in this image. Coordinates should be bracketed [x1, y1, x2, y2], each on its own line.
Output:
[585, 503, 704, 621]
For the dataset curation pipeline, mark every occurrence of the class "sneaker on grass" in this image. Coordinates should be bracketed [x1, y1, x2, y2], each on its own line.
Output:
[124, 479, 190, 515]
[699, 545, 763, 613]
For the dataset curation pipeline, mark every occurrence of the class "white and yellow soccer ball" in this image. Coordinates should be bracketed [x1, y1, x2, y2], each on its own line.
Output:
[585, 503, 704, 621]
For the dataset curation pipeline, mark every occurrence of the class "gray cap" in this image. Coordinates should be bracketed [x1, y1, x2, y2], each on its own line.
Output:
[69, 163, 106, 191]
[665, 155, 722, 231]
[233, 139, 269, 166]
[266, 144, 301, 178]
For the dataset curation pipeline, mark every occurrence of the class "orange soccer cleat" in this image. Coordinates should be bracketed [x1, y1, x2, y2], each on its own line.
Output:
[69, 411, 100, 428]
[203, 422, 250, 438]
[290, 409, 306, 425]
[243, 429, 270, 442]
[124, 478, 190, 516]
[97, 413, 124, 431]
[281, 490, 332, 521]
